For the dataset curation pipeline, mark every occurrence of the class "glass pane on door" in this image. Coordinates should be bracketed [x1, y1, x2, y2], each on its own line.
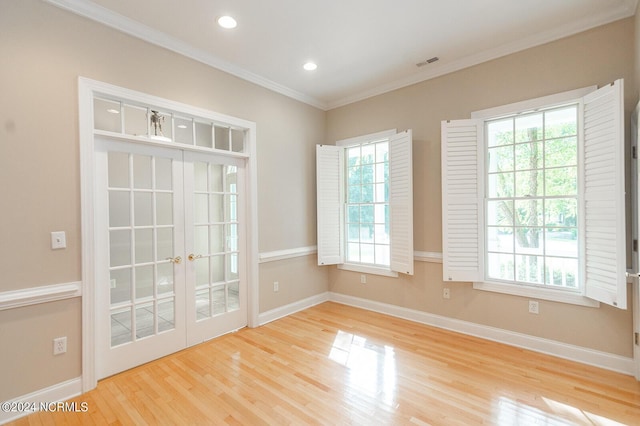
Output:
[107, 151, 178, 347]
[190, 161, 240, 321]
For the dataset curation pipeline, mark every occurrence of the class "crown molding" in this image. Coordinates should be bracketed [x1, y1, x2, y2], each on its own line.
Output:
[45, 0, 636, 111]
[326, 3, 637, 109]
[43, 0, 329, 110]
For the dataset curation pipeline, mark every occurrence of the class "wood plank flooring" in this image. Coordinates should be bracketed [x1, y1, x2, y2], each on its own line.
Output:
[10, 302, 640, 425]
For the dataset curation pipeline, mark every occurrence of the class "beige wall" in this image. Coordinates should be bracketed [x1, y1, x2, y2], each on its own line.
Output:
[326, 18, 636, 357]
[0, 0, 326, 401]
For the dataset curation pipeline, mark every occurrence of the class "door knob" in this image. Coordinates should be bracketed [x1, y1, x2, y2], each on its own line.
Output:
[188, 253, 203, 261]
[166, 256, 182, 264]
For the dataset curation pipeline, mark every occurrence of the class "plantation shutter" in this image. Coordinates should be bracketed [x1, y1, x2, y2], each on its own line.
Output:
[316, 145, 344, 265]
[582, 79, 627, 309]
[389, 130, 414, 275]
[441, 120, 484, 282]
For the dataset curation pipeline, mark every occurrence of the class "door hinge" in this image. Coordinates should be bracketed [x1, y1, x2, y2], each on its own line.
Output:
[633, 146, 637, 159]
[635, 332, 639, 346]
[634, 240, 638, 252]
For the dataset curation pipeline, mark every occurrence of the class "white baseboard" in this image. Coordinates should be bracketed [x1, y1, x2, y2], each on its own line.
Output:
[258, 292, 330, 325]
[0, 377, 82, 424]
[328, 292, 635, 375]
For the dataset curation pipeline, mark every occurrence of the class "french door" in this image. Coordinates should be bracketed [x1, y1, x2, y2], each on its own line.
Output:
[95, 139, 247, 379]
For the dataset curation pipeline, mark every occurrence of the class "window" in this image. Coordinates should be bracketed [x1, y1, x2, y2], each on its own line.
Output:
[485, 105, 579, 289]
[441, 80, 626, 308]
[345, 140, 390, 266]
[317, 129, 414, 276]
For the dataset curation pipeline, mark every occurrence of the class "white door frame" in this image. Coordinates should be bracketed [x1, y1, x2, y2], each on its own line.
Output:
[78, 77, 259, 391]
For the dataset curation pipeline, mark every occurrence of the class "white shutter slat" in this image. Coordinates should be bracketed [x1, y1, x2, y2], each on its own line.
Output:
[316, 145, 344, 265]
[583, 79, 626, 309]
[441, 120, 484, 282]
[389, 130, 414, 275]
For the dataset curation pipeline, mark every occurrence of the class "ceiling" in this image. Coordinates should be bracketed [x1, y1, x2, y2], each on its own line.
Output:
[47, 0, 638, 110]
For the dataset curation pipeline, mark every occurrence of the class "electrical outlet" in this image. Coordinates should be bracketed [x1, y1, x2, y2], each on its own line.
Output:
[443, 288, 450, 299]
[53, 337, 67, 355]
[528, 300, 539, 314]
[51, 231, 66, 249]
[273, 281, 279, 292]
[360, 274, 366, 284]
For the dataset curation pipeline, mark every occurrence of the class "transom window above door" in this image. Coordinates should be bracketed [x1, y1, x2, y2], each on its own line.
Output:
[93, 97, 247, 154]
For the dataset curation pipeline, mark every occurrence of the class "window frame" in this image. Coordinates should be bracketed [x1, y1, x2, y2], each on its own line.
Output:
[442, 81, 626, 309]
[317, 129, 414, 277]
[338, 130, 396, 275]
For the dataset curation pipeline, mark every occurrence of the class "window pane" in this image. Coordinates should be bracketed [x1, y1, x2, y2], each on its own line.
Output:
[545, 257, 578, 288]
[374, 183, 386, 203]
[348, 186, 362, 203]
[545, 228, 578, 257]
[361, 145, 375, 163]
[515, 113, 542, 142]
[375, 244, 390, 266]
[487, 119, 513, 147]
[487, 201, 513, 226]
[374, 204, 386, 224]
[514, 228, 543, 256]
[488, 172, 514, 198]
[545, 106, 577, 139]
[362, 164, 374, 183]
[487, 253, 514, 281]
[348, 205, 359, 223]
[110, 268, 131, 305]
[514, 199, 542, 228]
[360, 244, 374, 264]
[376, 142, 388, 162]
[515, 142, 542, 170]
[156, 193, 173, 226]
[361, 183, 374, 203]
[515, 170, 543, 197]
[487, 227, 513, 253]
[374, 224, 389, 244]
[156, 228, 173, 261]
[347, 243, 360, 262]
[348, 166, 361, 185]
[347, 224, 360, 242]
[516, 255, 544, 284]
[545, 137, 577, 167]
[109, 191, 130, 227]
[360, 205, 374, 224]
[545, 167, 577, 196]
[545, 198, 577, 227]
[488, 146, 513, 173]
[347, 147, 360, 167]
[210, 164, 223, 192]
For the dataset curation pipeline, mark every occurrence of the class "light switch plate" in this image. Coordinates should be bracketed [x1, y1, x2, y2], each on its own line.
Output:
[51, 231, 66, 249]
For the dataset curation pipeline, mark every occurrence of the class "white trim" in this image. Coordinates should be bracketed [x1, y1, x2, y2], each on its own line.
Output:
[43, 0, 325, 110]
[338, 263, 399, 278]
[0, 282, 81, 311]
[328, 292, 635, 375]
[473, 281, 600, 308]
[259, 246, 317, 263]
[471, 86, 596, 119]
[414, 251, 443, 263]
[336, 129, 396, 147]
[258, 292, 330, 325]
[0, 377, 82, 424]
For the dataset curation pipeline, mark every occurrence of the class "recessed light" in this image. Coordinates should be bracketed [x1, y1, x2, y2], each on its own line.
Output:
[177, 124, 188, 129]
[303, 62, 317, 71]
[218, 15, 237, 29]
[106, 108, 120, 114]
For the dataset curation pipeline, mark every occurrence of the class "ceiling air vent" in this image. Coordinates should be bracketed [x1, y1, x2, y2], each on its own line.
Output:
[416, 57, 439, 67]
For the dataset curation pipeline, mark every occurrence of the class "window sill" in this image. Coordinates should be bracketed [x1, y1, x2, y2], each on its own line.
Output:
[473, 281, 600, 308]
[338, 263, 399, 278]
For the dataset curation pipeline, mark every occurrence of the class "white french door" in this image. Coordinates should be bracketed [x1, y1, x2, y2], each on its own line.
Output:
[95, 139, 247, 379]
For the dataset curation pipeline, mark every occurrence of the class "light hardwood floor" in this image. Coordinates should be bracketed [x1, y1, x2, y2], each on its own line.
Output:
[10, 302, 640, 425]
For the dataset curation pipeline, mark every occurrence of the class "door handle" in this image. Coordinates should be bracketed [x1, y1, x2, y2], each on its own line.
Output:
[166, 256, 182, 264]
[188, 254, 203, 261]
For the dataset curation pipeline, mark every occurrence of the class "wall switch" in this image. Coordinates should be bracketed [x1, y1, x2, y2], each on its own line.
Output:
[53, 337, 67, 355]
[443, 288, 450, 299]
[360, 274, 367, 284]
[51, 231, 66, 249]
[528, 300, 539, 314]
[273, 281, 279, 292]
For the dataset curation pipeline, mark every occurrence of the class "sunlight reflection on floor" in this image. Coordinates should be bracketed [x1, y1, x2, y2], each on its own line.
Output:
[329, 330, 398, 410]
[494, 396, 626, 426]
